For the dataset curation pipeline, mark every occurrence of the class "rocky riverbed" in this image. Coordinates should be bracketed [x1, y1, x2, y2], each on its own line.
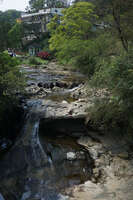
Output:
[0, 62, 133, 200]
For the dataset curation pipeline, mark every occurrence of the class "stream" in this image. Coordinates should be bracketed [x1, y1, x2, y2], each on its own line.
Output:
[0, 63, 92, 200]
[1, 63, 133, 200]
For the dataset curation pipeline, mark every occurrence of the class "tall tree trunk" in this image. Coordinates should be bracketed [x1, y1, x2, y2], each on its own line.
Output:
[112, 2, 128, 52]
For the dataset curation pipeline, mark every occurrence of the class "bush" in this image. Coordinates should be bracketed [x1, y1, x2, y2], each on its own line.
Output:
[88, 98, 129, 133]
[28, 56, 41, 65]
[0, 52, 25, 120]
[37, 51, 51, 60]
[49, 27, 114, 76]
[91, 48, 133, 99]
[89, 48, 133, 133]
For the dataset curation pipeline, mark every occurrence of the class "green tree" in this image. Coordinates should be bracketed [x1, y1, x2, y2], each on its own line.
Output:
[111, 0, 133, 52]
[28, 0, 68, 12]
[74, 0, 133, 52]
[48, 2, 100, 74]
[29, 0, 44, 11]
[48, 2, 97, 41]
[94, 0, 133, 52]
[0, 52, 25, 120]
[8, 23, 24, 48]
[89, 48, 133, 132]
[45, 0, 68, 8]
[0, 10, 21, 51]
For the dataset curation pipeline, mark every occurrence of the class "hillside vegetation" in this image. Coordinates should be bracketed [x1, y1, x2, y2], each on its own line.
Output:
[48, 1, 133, 133]
[0, 0, 133, 134]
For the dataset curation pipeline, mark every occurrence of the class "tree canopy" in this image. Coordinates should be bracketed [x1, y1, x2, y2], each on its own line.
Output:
[0, 53, 25, 119]
[94, 0, 133, 51]
[28, 0, 68, 12]
[0, 10, 21, 51]
[48, 2, 98, 65]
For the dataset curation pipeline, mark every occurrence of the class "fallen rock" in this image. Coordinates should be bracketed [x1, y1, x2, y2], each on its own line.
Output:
[67, 152, 76, 160]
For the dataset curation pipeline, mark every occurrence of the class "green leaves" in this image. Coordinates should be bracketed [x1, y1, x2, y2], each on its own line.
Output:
[0, 52, 25, 121]
[48, 2, 97, 41]
[48, 2, 99, 75]
[90, 48, 133, 132]
[0, 52, 25, 98]
[0, 10, 21, 51]
[29, 0, 44, 11]
[8, 23, 24, 48]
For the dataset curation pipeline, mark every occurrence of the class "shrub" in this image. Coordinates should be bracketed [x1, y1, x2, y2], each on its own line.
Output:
[89, 48, 133, 133]
[37, 51, 51, 60]
[91, 48, 133, 99]
[0, 52, 25, 120]
[28, 56, 41, 65]
[88, 98, 129, 133]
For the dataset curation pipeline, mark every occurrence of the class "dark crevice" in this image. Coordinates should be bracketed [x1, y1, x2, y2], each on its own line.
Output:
[39, 117, 95, 186]
[0, 105, 25, 156]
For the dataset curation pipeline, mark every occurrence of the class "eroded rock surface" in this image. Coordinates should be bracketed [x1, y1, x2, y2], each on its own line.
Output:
[0, 62, 133, 200]
[0, 62, 90, 200]
[66, 131, 133, 200]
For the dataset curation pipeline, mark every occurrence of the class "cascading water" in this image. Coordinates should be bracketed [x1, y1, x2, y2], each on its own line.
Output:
[0, 64, 92, 200]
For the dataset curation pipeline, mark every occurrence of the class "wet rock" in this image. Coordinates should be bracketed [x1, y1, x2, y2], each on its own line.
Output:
[62, 100, 68, 104]
[67, 152, 76, 160]
[38, 82, 43, 87]
[117, 152, 129, 159]
[27, 82, 36, 87]
[0, 138, 12, 151]
[55, 81, 61, 87]
[21, 191, 31, 200]
[43, 82, 49, 89]
[49, 82, 54, 89]
[55, 81, 68, 88]
[69, 82, 79, 89]
[4, 62, 133, 200]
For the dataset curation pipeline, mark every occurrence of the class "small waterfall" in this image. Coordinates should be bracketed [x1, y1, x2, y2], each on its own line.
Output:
[31, 119, 48, 161]
[48, 155, 53, 165]
[0, 65, 90, 200]
[20, 99, 50, 167]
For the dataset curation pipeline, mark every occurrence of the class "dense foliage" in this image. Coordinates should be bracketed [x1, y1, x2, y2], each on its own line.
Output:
[89, 49, 133, 132]
[0, 10, 21, 51]
[8, 23, 24, 48]
[28, 56, 49, 65]
[0, 53, 25, 121]
[94, 0, 133, 52]
[48, 2, 99, 74]
[37, 51, 51, 60]
[48, 1, 133, 133]
[0, 1, 133, 134]
[28, 0, 68, 12]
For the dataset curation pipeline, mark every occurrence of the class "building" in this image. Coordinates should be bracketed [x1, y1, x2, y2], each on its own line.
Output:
[21, 8, 63, 33]
[21, 7, 64, 55]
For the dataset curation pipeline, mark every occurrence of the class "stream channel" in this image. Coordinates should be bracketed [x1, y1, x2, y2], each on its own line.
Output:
[0, 63, 93, 200]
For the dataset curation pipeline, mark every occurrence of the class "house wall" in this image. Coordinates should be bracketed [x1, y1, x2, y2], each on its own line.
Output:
[21, 8, 63, 33]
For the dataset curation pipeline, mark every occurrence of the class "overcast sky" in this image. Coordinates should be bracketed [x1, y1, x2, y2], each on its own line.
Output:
[0, 0, 29, 11]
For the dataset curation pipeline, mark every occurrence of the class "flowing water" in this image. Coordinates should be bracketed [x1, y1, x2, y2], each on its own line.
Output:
[0, 64, 91, 200]
[18, 98, 91, 200]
